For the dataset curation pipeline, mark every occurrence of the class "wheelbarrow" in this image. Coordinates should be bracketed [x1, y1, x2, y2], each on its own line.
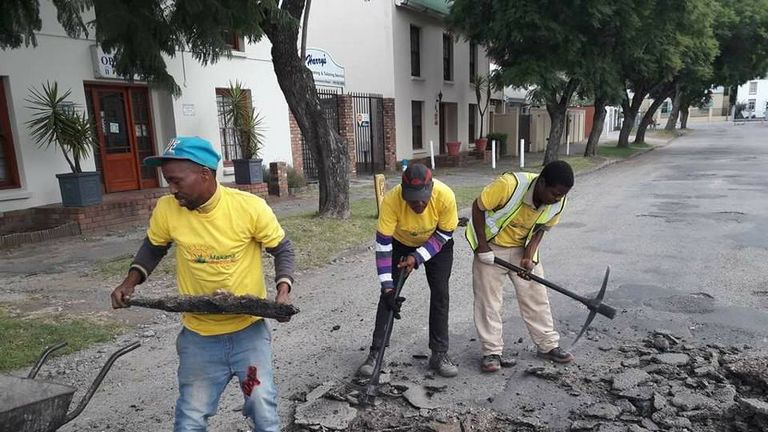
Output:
[0, 341, 140, 432]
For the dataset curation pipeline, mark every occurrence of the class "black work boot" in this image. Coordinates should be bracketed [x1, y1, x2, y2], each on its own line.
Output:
[429, 351, 458, 377]
[537, 347, 574, 364]
[357, 350, 379, 377]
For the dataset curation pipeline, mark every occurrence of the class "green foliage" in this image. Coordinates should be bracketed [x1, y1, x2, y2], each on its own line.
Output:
[25, 81, 97, 173]
[222, 80, 265, 160]
[712, 0, 768, 88]
[286, 165, 307, 189]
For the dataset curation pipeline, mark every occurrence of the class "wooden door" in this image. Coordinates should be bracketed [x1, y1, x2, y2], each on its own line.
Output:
[91, 88, 139, 192]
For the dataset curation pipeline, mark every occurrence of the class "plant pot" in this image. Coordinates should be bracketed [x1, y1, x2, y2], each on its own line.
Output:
[446, 141, 462, 156]
[233, 158, 263, 185]
[475, 138, 488, 152]
[56, 172, 103, 207]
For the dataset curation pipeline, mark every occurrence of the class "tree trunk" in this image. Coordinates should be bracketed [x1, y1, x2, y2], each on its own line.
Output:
[618, 91, 645, 148]
[584, 96, 607, 157]
[680, 104, 690, 129]
[543, 79, 578, 165]
[664, 86, 682, 130]
[635, 95, 667, 144]
[300, 0, 311, 59]
[263, 1, 350, 218]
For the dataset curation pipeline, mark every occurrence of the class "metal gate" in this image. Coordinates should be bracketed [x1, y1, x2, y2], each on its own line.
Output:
[351, 92, 385, 174]
[301, 89, 340, 181]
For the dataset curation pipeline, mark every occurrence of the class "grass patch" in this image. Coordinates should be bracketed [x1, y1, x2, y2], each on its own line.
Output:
[0, 309, 122, 372]
[96, 253, 175, 278]
[597, 144, 649, 158]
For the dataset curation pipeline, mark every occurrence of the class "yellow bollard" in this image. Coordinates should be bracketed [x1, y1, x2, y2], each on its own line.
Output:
[374, 174, 386, 216]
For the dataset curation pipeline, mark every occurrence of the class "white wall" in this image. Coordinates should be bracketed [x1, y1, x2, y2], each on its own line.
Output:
[392, 7, 491, 161]
[736, 79, 768, 118]
[0, 2, 290, 211]
[303, 0, 395, 96]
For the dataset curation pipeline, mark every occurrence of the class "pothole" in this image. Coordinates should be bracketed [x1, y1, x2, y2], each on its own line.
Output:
[643, 292, 716, 314]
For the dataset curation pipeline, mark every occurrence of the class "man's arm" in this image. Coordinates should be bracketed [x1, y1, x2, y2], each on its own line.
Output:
[265, 238, 295, 291]
[472, 199, 491, 253]
[521, 228, 546, 270]
[111, 237, 170, 308]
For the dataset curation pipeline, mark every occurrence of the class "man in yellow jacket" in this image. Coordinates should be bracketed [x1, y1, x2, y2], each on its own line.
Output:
[467, 160, 574, 372]
[111, 136, 294, 432]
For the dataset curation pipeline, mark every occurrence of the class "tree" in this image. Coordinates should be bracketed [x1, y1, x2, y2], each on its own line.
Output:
[615, 0, 716, 148]
[449, 0, 614, 164]
[470, 73, 493, 142]
[2, 0, 350, 217]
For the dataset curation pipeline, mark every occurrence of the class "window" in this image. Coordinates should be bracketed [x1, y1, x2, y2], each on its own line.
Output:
[468, 104, 477, 142]
[748, 99, 756, 111]
[443, 33, 453, 81]
[469, 43, 477, 81]
[223, 31, 244, 52]
[410, 25, 421, 77]
[661, 101, 671, 114]
[215, 88, 251, 163]
[0, 78, 19, 189]
[749, 81, 758, 95]
[411, 101, 423, 150]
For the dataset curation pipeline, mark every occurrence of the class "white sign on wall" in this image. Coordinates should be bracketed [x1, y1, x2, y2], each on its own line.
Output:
[305, 48, 346, 88]
[90, 45, 139, 80]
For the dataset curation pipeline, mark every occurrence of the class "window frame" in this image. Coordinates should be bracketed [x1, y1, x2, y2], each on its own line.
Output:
[469, 43, 477, 82]
[0, 78, 20, 190]
[410, 25, 421, 77]
[443, 33, 454, 81]
[411, 101, 423, 150]
[749, 81, 758, 95]
[223, 31, 244, 52]
[215, 87, 252, 165]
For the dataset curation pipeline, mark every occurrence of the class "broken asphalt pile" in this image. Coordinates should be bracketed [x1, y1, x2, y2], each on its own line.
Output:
[289, 330, 768, 431]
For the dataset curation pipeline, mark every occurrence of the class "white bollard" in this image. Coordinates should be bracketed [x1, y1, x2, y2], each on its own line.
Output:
[520, 139, 525, 168]
[491, 140, 496, 170]
[429, 140, 435, 170]
[566, 134, 570, 156]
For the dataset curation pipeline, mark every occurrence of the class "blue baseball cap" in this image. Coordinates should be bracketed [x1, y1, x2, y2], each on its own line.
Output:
[144, 136, 221, 171]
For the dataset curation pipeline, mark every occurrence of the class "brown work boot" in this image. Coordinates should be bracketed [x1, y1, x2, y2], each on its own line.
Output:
[481, 354, 501, 373]
[537, 347, 574, 364]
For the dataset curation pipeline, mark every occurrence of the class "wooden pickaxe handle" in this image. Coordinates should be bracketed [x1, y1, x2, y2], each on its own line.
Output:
[493, 257, 617, 319]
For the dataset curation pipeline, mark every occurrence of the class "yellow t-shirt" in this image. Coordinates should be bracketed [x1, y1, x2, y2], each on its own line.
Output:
[377, 179, 458, 247]
[479, 174, 562, 247]
[147, 185, 285, 336]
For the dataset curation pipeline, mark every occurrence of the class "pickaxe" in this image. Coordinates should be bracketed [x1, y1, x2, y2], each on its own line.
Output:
[359, 270, 408, 407]
[493, 257, 616, 346]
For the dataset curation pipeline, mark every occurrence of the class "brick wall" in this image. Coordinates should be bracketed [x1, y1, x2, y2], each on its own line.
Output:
[383, 98, 397, 171]
[337, 95, 357, 176]
[268, 162, 288, 197]
[289, 112, 303, 174]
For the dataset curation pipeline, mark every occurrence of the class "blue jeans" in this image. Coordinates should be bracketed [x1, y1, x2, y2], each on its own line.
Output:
[173, 320, 279, 432]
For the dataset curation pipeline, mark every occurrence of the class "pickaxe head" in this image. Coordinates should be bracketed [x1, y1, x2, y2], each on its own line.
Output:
[572, 266, 615, 347]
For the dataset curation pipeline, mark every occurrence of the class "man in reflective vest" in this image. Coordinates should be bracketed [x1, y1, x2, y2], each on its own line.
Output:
[466, 160, 574, 372]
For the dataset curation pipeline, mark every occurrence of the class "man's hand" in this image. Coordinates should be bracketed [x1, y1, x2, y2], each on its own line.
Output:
[397, 255, 417, 275]
[476, 245, 495, 265]
[275, 282, 292, 323]
[381, 289, 406, 319]
[518, 258, 535, 280]
[111, 281, 137, 309]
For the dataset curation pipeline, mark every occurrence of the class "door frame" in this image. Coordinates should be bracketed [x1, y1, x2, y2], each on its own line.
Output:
[84, 82, 158, 192]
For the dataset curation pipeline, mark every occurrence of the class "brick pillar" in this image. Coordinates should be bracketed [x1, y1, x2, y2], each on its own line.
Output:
[289, 111, 303, 173]
[337, 95, 357, 176]
[269, 161, 289, 197]
[383, 98, 397, 171]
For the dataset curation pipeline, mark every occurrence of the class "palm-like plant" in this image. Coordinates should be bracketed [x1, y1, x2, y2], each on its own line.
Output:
[224, 81, 265, 160]
[471, 73, 494, 140]
[26, 81, 96, 173]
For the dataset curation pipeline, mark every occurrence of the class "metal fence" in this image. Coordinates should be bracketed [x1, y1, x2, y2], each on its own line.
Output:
[301, 89, 341, 181]
[350, 92, 385, 175]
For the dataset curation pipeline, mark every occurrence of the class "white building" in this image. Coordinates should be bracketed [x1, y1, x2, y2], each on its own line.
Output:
[0, 3, 291, 212]
[304, 0, 492, 162]
[736, 77, 768, 118]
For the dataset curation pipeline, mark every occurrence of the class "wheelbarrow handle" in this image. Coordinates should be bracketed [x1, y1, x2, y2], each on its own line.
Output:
[63, 341, 141, 425]
[28, 341, 68, 379]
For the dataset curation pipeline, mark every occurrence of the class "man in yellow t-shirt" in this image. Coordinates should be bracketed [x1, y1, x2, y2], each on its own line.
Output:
[358, 163, 460, 378]
[471, 161, 574, 373]
[110, 136, 294, 432]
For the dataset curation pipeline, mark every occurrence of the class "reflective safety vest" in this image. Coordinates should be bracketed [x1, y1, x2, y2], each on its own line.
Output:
[465, 172, 566, 261]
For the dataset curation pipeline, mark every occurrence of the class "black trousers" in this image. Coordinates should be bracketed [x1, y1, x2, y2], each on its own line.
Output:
[370, 238, 454, 353]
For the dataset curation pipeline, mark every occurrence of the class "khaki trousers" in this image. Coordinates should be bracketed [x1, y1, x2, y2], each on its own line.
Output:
[472, 244, 560, 355]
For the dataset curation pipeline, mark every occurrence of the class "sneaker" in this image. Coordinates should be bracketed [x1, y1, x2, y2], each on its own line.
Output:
[537, 347, 574, 364]
[481, 354, 501, 373]
[429, 351, 458, 377]
[357, 350, 379, 377]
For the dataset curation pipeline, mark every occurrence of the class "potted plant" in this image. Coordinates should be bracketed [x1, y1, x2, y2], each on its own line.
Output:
[26, 82, 101, 207]
[471, 73, 494, 152]
[446, 141, 462, 156]
[224, 81, 266, 184]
